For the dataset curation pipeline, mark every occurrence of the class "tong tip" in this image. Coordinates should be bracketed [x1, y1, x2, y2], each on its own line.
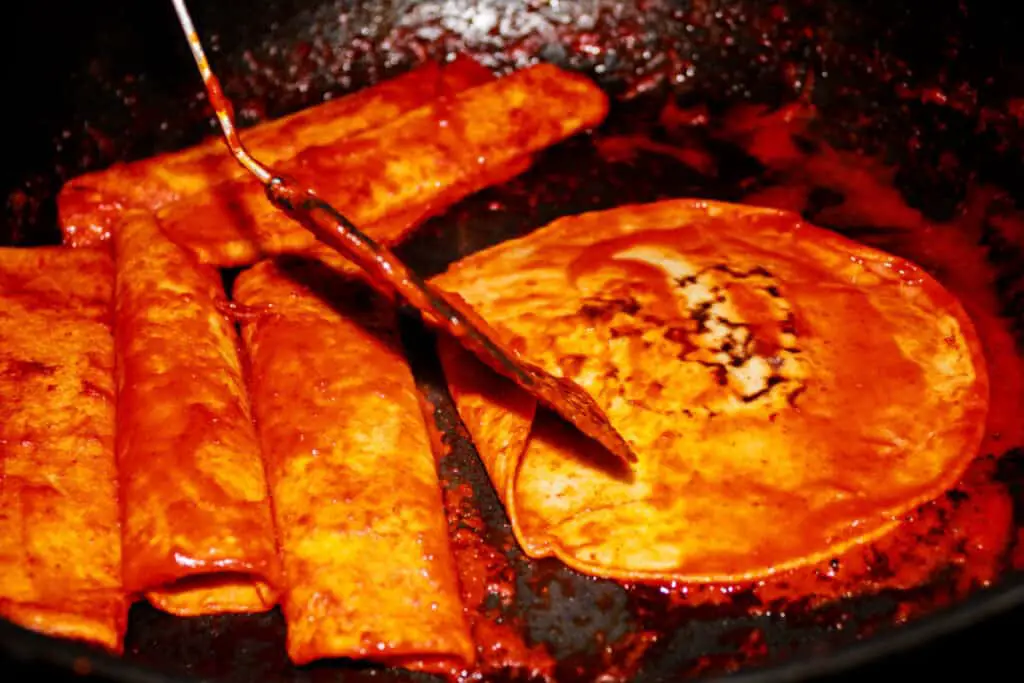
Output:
[170, 0, 273, 185]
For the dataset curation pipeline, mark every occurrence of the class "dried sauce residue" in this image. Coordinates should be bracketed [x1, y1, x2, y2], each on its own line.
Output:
[415, 379, 556, 681]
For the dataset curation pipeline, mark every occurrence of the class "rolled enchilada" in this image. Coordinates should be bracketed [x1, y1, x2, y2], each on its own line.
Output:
[236, 257, 473, 668]
[113, 212, 281, 615]
[155, 63, 607, 267]
[0, 248, 126, 650]
[59, 56, 494, 259]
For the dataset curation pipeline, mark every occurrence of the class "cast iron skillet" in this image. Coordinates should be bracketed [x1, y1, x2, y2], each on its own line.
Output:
[4, 1, 1024, 681]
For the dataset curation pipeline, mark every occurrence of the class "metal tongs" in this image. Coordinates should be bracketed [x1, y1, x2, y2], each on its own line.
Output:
[169, 0, 637, 467]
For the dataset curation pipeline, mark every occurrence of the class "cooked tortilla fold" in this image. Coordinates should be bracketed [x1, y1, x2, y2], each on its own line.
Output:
[433, 199, 990, 583]
[113, 213, 281, 615]
[58, 56, 494, 254]
[153, 63, 608, 266]
[0, 248, 126, 651]
[236, 258, 474, 668]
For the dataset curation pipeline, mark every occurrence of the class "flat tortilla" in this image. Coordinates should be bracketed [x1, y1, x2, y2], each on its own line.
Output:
[113, 213, 281, 615]
[433, 199, 989, 582]
[58, 56, 494, 257]
[0, 248, 126, 651]
[155, 63, 607, 267]
[236, 258, 473, 668]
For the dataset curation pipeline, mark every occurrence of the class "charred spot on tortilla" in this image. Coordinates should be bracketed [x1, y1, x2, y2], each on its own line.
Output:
[570, 259, 807, 418]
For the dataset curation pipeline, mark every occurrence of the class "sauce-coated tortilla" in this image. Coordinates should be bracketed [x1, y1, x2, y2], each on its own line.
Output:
[57, 57, 494, 260]
[433, 199, 989, 582]
[236, 258, 473, 668]
[113, 213, 281, 615]
[155, 63, 607, 267]
[0, 248, 126, 651]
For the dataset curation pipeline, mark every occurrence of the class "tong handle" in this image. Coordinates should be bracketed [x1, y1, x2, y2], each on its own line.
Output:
[264, 178, 532, 385]
[169, 0, 635, 467]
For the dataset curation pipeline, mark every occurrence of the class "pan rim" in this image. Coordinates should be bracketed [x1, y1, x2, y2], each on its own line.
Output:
[2, 575, 1023, 682]
[712, 576, 1024, 683]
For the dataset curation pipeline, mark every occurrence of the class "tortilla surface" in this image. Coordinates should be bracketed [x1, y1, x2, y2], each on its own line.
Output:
[236, 257, 473, 668]
[113, 213, 280, 615]
[58, 57, 493, 254]
[433, 199, 989, 582]
[155, 63, 607, 266]
[0, 248, 126, 650]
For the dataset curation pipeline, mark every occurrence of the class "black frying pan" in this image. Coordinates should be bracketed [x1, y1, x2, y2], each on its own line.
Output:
[3, 1, 1023, 681]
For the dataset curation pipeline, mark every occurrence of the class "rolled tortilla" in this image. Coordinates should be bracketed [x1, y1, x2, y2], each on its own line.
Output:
[58, 56, 494, 255]
[433, 199, 990, 583]
[235, 257, 473, 669]
[113, 212, 281, 615]
[155, 63, 608, 266]
[0, 248, 126, 651]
